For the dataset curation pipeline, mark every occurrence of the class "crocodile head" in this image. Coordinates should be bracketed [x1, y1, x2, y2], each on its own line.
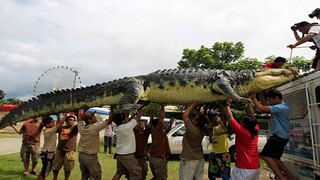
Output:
[235, 68, 299, 96]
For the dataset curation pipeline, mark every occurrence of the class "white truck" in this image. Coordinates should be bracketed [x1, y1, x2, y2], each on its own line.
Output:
[274, 70, 320, 180]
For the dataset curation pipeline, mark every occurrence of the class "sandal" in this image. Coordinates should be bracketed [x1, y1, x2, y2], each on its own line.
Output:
[22, 172, 29, 176]
[30, 170, 38, 176]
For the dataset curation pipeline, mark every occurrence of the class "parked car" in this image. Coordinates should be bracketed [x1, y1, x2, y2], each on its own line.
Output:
[139, 116, 183, 129]
[148, 122, 268, 162]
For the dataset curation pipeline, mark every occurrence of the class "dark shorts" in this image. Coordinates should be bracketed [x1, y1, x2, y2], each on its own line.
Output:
[260, 134, 289, 159]
[149, 155, 168, 180]
[78, 152, 101, 180]
[136, 156, 148, 180]
[39, 151, 55, 178]
[115, 153, 142, 180]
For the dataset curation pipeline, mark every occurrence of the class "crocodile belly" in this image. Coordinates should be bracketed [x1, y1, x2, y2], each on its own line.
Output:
[147, 82, 226, 104]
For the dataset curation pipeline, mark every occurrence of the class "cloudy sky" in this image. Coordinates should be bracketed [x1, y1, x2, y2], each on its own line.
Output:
[0, 0, 318, 101]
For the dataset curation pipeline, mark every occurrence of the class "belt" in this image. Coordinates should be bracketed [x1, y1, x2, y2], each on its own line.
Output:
[149, 154, 166, 159]
[115, 153, 134, 156]
[79, 152, 97, 156]
[41, 150, 55, 153]
[135, 155, 147, 159]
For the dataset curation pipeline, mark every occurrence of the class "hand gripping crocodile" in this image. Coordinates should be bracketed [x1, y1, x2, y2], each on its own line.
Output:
[0, 68, 298, 128]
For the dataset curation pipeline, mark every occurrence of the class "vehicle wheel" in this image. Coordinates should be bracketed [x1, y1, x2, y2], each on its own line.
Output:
[229, 145, 236, 162]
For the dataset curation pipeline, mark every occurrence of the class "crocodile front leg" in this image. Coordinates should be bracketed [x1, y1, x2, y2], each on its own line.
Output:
[213, 79, 249, 102]
[119, 78, 145, 112]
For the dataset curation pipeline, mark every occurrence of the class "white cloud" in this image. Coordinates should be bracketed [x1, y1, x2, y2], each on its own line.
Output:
[0, 0, 318, 100]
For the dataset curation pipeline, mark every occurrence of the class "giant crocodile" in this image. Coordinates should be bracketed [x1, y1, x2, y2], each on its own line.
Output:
[0, 68, 298, 129]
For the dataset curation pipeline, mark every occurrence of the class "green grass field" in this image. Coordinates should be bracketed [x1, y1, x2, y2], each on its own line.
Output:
[0, 142, 182, 180]
[0, 131, 268, 180]
[0, 150, 267, 180]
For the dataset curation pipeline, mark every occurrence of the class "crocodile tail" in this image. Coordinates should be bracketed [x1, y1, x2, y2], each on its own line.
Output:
[0, 81, 121, 129]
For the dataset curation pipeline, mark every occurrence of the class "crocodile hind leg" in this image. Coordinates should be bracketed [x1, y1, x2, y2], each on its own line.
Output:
[119, 78, 145, 112]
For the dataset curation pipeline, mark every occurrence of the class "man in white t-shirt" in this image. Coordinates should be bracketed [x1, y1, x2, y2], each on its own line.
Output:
[288, 21, 320, 69]
[112, 109, 142, 180]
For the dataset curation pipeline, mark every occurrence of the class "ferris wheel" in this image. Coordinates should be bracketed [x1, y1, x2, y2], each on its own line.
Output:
[33, 65, 83, 97]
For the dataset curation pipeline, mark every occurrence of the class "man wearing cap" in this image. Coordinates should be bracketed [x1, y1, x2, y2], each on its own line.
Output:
[287, 21, 320, 69]
[78, 106, 114, 180]
[38, 114, 65, 180]
[52, 115, 78, 180]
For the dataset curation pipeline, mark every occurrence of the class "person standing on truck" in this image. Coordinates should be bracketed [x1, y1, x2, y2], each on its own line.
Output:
[179, 102, 208, 180]
[224, 98, 260, 180]
[309, 8, 320, 20]
[287, 21, 320, 70]
[252, 90, 294, 180]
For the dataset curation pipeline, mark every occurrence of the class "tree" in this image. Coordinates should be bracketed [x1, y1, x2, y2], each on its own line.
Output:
[260, 55, 312, 73]
[2, 98, 23, 105]
[178, 42, 245, 69]
[0, 90, 4, 101]
[224, 57, 263, 70]
[284, 56, 312, 73]
[0, 90, 23, 107]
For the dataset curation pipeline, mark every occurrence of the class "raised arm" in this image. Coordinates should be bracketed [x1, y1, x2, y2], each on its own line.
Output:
[224, 99, 234, 122]
[292, 30, 302, 41]
[147, 106, 156, 129]
[106, 105, 115, 125]
[10, 123, 22, 134]
[247, 100, 254, 116]
[252, 93, 271, 113]
[55, 113, 66, 129]
[133, 107, 143, 124]
[182, 102, 200, 123]
[258, 92, 268, 105]
[165, 117, 175, 134]
[287, 32, 317, 48]
[159, 105, 165, 123]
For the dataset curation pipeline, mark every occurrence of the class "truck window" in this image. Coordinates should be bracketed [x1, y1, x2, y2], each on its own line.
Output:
[283, 89, 308, 119]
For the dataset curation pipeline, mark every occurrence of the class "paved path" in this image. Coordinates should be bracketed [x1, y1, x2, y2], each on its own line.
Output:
[0, 124, 104, 156]
[0, 137, 22, 155]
